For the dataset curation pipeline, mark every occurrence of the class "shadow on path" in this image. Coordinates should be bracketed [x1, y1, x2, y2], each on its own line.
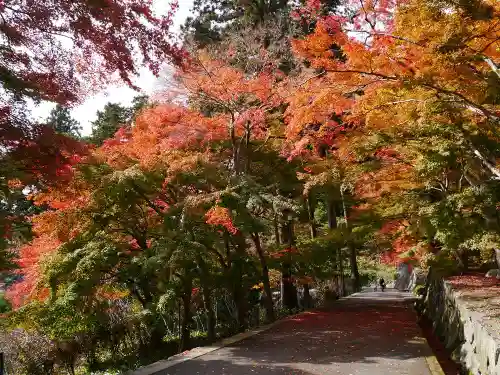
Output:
[161, 290, 432, 375]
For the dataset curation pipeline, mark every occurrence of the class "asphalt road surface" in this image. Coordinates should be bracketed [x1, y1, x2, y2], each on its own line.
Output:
[159, 289, 433, 375]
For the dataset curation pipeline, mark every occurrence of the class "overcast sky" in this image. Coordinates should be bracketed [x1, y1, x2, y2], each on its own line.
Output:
[31, 0, 194, 136]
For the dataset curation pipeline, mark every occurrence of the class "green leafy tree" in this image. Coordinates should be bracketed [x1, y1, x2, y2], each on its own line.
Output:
[46, 105, 82, 138]
[130, 95, 150, 121]
[0, 293, 11, 313]
[87, 96, 150, 145]
[87, 103, 131, 146]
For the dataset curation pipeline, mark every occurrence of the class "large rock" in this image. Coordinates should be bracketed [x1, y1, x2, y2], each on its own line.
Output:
[394, 262, 411, 291]
[485, 269, 500, 279]
[408, 267, 427, 291]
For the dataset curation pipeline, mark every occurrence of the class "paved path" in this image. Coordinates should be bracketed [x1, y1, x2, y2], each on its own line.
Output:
[158, 289, 434, 375]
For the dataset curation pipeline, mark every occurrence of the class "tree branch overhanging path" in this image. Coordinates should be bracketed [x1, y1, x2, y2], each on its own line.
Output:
[1, 0, 499, 374]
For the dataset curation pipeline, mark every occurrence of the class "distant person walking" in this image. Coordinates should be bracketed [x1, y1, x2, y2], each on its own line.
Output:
[379, 278, 386, 292]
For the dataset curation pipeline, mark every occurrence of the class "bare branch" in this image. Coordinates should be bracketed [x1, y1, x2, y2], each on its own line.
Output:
[343, 29, 423, 46]
[298, 71, 326, 86]
[471, 146, 500, 180]
[484, 56, 500, 78]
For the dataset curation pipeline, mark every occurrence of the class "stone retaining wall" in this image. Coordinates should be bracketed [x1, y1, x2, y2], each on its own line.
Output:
[424, 275, 500, 375]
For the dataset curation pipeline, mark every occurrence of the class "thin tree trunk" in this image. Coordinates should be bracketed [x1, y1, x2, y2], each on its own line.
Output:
[327, 199, 337, 230]
[179, 275, 192, 352]
[230, 118, 240, 175]
[348, 241, 359, 292]
[196, 255, 216, 343]
[340, 188, 360, 293]
[274, 212, 281, 246]
[281, 213, 298, 310]
[327, 198, 344, 296]
[303, 283, 312, 309]
[457, 249, 470, 274]
[202, 285, 216, 343]
[177, 299, 181, 339]
[252, 232, 275, 323]
[339, 250, 345, 297]
[245, 123, 251, 173]
[307, 195, 317, 238]
[281, 264, 298, 309]
[304, 194, 316, 306]
[233, 237, 249, 331]
[189, 227, 216, 343]
[233, 279, 247, 332]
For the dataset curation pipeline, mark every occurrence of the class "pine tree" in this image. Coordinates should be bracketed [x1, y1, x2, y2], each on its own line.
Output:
[87, 103, 131, 146]
[87, 96, 150, 145]
[46, 105, 82, 139]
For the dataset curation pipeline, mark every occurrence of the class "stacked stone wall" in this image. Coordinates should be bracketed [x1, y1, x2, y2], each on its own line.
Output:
[425, 276, 500, 375]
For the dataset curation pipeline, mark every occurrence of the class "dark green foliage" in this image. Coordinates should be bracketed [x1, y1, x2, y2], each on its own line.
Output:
[86, 95, 150, 145]
[183, 0, 290, 47]
[0, 186, 41, 274]
[46, 105, 82, 139]
[182, 0, 309, 76]
[87, 103, 131, 145]
[0, 293, 11, 313]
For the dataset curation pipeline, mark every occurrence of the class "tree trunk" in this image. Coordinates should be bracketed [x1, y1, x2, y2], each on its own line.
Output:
[202, 286, 216, 343]
[234, 237, 249, 331]
[245, 123, 251, 173]
[348, 241, 360, 293]
[223, 233, 247, 332]
[327, 199, 337, 230]
[307, 195, 317, 238]
[459, 249, 470, 273]
[327, 199, 344, 296]
[282, 264, 298, 309]
[303, 283, 312, 308]
[274, 212, 281, 246]
[233, 279, 247, 332]
[339, 249, 345, 296]
[341, 189, 360, 293]
[179, 275, 192, 352]
[195, 253, 216, 343]
[252, 232, 275, 323]
[495, 248, 500, 269]
[281, 214, 298, 310]
[230, 119, 240, 175]
[303, 194, 316, 307]
[274, 187, 282, 246]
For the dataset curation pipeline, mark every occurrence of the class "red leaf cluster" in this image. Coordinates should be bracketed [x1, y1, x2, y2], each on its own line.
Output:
[6, 235, 60, 308]
[205, 206, 239, 235]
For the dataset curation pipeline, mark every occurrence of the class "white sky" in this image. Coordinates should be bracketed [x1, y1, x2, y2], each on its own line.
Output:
[31, 0, 194, 136]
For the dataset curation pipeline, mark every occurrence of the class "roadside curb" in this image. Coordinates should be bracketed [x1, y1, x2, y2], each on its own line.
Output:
[123, 311, 306, 375]
[408, 307, 447, 375]
[406, 336, 445, 375]
[425, 354, 446, 375]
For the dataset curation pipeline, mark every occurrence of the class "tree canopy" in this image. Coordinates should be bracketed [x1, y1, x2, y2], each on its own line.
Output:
[1, 0, 499, 373]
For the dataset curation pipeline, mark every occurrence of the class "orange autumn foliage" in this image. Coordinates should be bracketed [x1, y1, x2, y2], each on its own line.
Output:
[285, 0, 500, 261]
[286, 0, 500, 153]
[205, 206, 239, 235]
[6, 235, 60, 308]
[7, 53, 287, 307]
